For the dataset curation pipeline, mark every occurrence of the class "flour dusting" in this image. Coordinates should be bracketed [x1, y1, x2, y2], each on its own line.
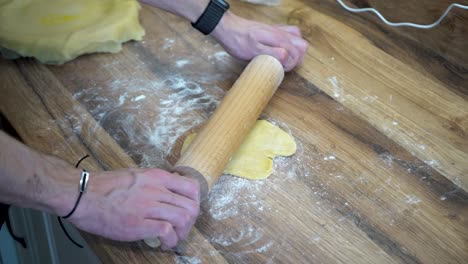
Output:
[208, 51, 229, 62]
[328, 76, 345, 102]
[208, 176, 266, 220]
[363, 95, 378, 102]
[163, 38, 175, 50]
[68, 49, 324, 262]
[72, 73, 225, 169]
[133, 95, 146, 102]
[405, 194, 421, 204]
[200, 120, 308, 259]
[174, 256, 201, 264]
[208, 222, 274, 256]
[176, 59, 191, 68]
[311, 235, 321, 244]
[147, 77, 223, 159]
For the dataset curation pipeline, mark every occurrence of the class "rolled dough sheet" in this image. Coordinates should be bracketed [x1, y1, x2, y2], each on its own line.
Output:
[181, 120, 296, 180]
[0, 0, 145, 64]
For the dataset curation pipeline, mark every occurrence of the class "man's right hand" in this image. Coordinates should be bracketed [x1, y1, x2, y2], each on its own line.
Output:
[211, 12, 308, 72]
[65, 168, 200, 250]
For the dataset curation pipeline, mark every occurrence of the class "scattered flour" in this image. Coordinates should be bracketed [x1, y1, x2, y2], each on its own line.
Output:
[68, 55, 359, 262]
[174, 256, 201, 264]
[208, 222, 274, 256]
[213, 51, 229, 60]
[163, 38, 175, 50]
[73, 73, 225, 169]
[71, 62, 307, 260]
[363, 95, 378, 102]
[118, 92, 128, 105]
[147, 77, 224, 159]
[256, 241, 273, 253]
[425, 159, 440, 169]
[211, 235, 233, 246]
[176, 59, 191, 68]
[133, 95, 146, 102]
[404, 194, 421, 204]
[207, 176, 266, 220]
[311, 235, 321, 244]
[327, 76, 344, 102]
[208, 51, 229, 62]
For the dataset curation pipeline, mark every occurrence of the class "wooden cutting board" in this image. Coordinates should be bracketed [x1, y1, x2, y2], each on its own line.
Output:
[1, 0, 467, 263]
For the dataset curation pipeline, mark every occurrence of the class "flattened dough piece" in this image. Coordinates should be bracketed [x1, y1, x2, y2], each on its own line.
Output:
[0, 0, 145, 64]
[182, 120, 296, 180]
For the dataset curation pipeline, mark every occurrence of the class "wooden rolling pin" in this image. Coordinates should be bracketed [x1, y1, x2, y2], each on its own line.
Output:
[145, 54, 284, 248]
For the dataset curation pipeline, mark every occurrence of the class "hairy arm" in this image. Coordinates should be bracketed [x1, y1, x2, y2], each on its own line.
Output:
[140, 0, 308, 71]
[0, 131, 76, 216]
[0, 131, 200, 249]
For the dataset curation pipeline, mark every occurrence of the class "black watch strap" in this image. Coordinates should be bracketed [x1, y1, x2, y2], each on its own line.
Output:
[192, 0, 229, 35]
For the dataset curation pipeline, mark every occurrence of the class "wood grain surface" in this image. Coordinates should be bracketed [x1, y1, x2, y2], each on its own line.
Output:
[175, 55, 284, 195]
[1, 0, 467, 263]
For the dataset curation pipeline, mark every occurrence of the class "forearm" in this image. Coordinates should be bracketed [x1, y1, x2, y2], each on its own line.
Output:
[139, 0, 308, 71]
[0, 131, 77, 216]
[139, 0, 210, 22]
[140, 0, 238, 45]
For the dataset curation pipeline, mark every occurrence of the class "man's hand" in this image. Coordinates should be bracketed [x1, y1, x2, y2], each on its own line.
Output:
[2, 0, 308, 248]
[1, 123, 200, 250]
[138, 0, 308, 71]
[212, 12, 308, 71]
[67, 168, 200, 249]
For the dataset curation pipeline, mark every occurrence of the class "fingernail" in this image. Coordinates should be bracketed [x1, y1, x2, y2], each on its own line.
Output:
[285, 56, 293, 70]
[292, 38, 307, 49]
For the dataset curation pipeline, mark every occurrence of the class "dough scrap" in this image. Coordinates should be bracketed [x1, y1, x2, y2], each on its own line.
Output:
[0, 0, 145, 64]
[182, 120, 296, 180]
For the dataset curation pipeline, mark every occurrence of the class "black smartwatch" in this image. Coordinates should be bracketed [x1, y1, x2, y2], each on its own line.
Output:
[192, 0, 230, 35]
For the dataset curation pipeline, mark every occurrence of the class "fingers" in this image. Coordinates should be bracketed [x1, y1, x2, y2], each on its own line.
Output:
[285, 39, 301, 71]
[141, 170, 200, 247]
[257, 28, 308, 71]
[144, 169, 200, 202]
[153, 188, 200, 218]
[275, 25, 302, 37]
[77, 168, 200, 249]
[211, 13, 307, 71]
[146, 203, 195, 241]
[257, 41, 299, 71]
[290, 34, 308, 63]
[165, 173, 200, 202]
[139, 219, 178, 249]
[257, 44, 289, 66]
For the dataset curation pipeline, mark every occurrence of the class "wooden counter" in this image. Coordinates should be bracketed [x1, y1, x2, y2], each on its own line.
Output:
[1, 0, 467, 263]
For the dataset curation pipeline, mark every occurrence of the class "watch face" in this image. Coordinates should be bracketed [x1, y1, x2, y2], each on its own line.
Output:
[214, 0, 229, 9]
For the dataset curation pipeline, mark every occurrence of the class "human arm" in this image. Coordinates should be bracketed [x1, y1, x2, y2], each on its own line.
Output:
[0, 131, 200, 249]
[139, 0, 308, 71]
